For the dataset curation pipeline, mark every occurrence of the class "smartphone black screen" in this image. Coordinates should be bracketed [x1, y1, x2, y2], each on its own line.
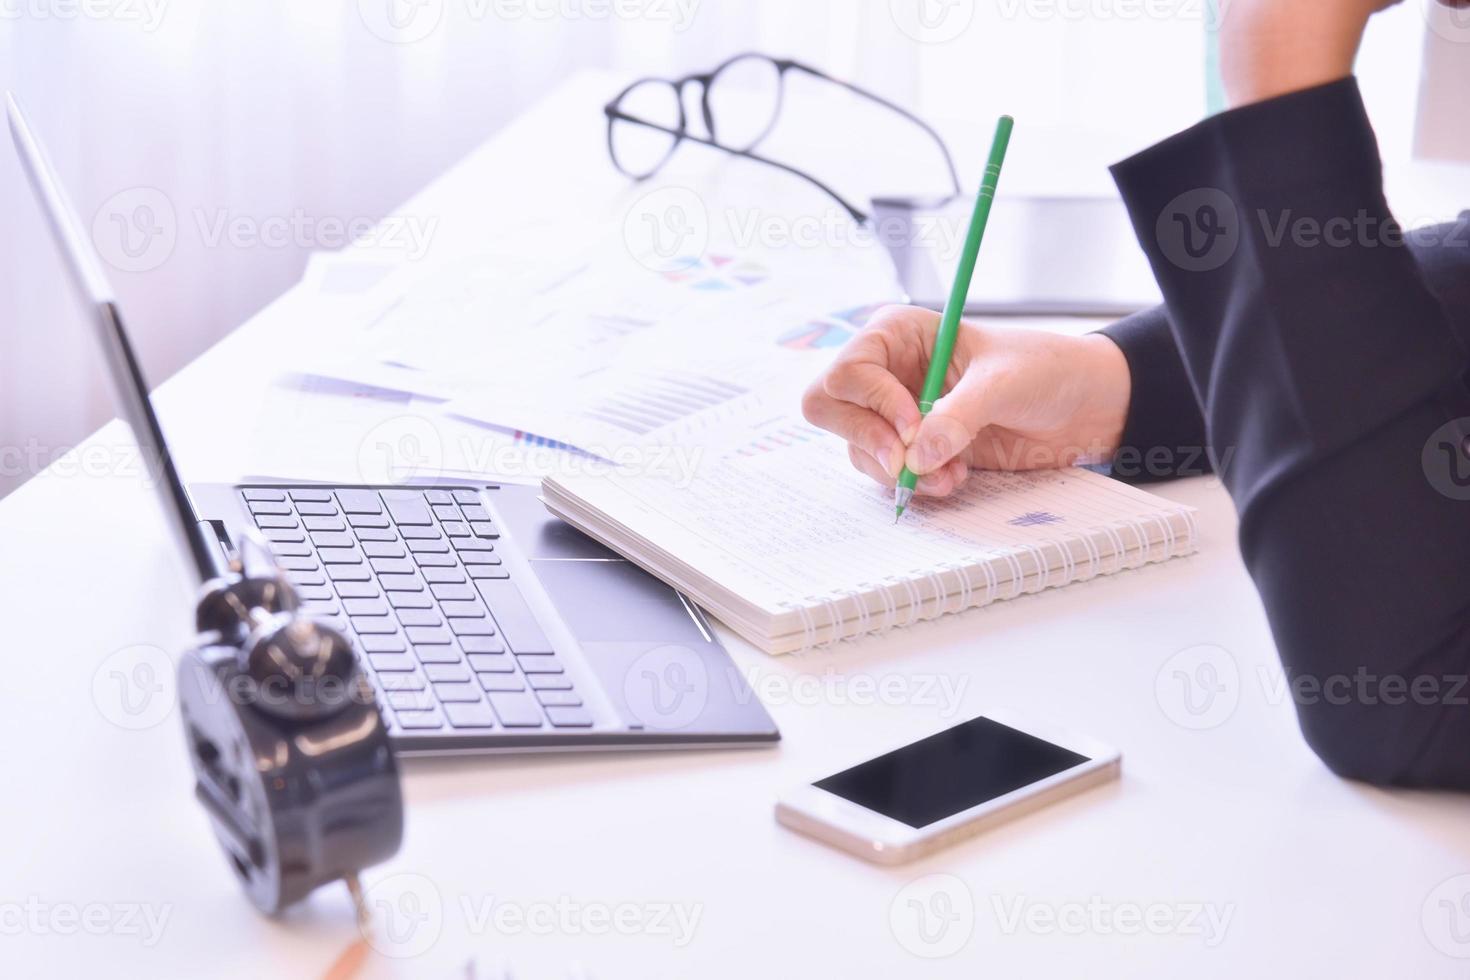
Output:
[814, 716, 1091, 829]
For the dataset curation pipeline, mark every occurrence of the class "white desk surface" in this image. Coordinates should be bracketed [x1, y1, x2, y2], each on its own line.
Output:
[5, 73, 1469, 979]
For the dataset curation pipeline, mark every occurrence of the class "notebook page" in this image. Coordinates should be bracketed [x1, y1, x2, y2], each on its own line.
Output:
[549, 413, 1194, 617]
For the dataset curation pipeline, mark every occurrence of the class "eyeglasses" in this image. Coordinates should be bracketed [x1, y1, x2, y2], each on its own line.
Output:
[603, 52, 962, 224]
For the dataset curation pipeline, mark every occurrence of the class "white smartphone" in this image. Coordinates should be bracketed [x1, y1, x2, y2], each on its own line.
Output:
[776, 712, 1120, 864]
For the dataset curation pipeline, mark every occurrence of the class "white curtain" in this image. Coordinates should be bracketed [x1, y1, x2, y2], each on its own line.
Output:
[0, 0, 1444, 498]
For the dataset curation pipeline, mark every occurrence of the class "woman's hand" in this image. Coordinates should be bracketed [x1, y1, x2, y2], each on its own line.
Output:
[800, 305, 1133, 498]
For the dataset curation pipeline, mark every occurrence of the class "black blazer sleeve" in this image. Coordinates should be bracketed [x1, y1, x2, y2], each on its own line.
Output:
[1111, 77, 1470, 789]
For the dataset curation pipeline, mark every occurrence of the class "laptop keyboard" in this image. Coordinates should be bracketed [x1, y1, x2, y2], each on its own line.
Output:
[239, 486, 593, 734]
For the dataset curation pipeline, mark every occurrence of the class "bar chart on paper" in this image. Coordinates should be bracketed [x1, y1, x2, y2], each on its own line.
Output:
[584, 369, 752, 436]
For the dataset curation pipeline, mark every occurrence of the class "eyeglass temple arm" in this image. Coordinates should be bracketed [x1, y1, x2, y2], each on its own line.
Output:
[783, 60, 964, 199]
[606, 111, 869, 223]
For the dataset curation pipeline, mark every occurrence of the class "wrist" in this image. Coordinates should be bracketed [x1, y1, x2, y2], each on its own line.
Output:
[1077, 333, 1132, 460]
[1218, 6, 1368, 108]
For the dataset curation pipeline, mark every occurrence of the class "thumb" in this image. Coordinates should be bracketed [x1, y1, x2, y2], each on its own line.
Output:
[903, 371, 993, 475]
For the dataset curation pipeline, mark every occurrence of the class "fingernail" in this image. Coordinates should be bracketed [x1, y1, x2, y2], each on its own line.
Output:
[883, 446, 904, 479]
[899, 422, 920, 445]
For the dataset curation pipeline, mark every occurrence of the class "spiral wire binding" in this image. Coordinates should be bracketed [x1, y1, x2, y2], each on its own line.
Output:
[781, 508, 1199, 653]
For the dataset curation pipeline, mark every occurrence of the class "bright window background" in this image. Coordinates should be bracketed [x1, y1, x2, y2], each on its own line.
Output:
[0, 0, 1462, 497]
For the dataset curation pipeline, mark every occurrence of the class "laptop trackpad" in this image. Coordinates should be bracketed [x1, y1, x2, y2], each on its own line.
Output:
[531, 559, 708, 644]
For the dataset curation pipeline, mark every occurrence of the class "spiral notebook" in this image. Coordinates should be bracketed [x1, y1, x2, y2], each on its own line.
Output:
[542, 411, 1199, 655]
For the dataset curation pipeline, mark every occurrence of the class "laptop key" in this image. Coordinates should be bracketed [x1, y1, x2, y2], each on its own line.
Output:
[351, 616, 398, 635]
[460, 636, 507, 655]
[413, 552, 458, 568]
[453, 537, 494, 552]
[486, 691, 545, 728]
[303, 516, 346, 532]
[443, 702, 497, 729]
[517, 656, 564, 674]
[413, 645, 463, 665]
[295, 501, 339, 517]
[426, 489, 454, 505]
[362, 541, 406, 559]
[318, 547, 364, 565]
[545, 706, 594, 728]
[450, 619, 497, 637]
[442, 522, 471, 538]
[439, 600, 487, 618]
[422, 567, 466, 584]
[254, 515, 299, 529]
[460, 504, 490, 522]
[378, 672, 427, 691]
[431, 583, 475, 602]
[433, 682, 482, 703]
[289, 489, 334, 503]
[248, 501, 292, 516]
[405, 626, 453, 645]
[451, 489, 482, 505]
[344, 597, 390, 616]
[263, 528, 306, 544]
[471, 522, 499, 539]
[431, 504, 460, 522]
[327, 564, 371, 582]
[535, 690, 583, 707]
[459, 551, 500, 565]
[527, 674, 573, 691]
[361, 634, 408, 654]
[401, 526, 443, 540]
[468, 566, 510, 580]
[382, 490, 432, 526]
[268, 540, 312, 558]
[278, 557, 320, 572]
[387, 591, 433, 609]
[242, 488, 286, 502]
[396, 608, 442, 628]
[354, 526, 397, 541]
[335, 581, 382, 599]
[475, 579, 554, 654]
[311, 530, 355, 549]
[348, 513, 391, 530]
[371, 557, 416, 575]
[379, 574, 425, 592]
[407, 538, 450, 554]
[423, 663, 471, 683]
[467, 652, 513, 672]
[296, 584, 334, 602]
[336, 489, 384, 514]
[289, 570, 327, 587]
[387, 689, 437, 712]
[393, 708, 444, 730]
[367, 653, 415, 672]
[478, 673, 526, 692]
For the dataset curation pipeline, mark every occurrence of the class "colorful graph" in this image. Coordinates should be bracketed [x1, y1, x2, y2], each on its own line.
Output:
[731, 422, 824, 458]
[514, 430, 581, 453]
[1009, 511, 1064, 527]
[584, 371, 751, 436]
[659, 254, 769, 291]
[778, 303, 884, 350]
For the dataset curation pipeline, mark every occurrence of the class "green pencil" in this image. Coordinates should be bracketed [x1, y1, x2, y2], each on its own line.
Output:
[895, 114, 1014, 522]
